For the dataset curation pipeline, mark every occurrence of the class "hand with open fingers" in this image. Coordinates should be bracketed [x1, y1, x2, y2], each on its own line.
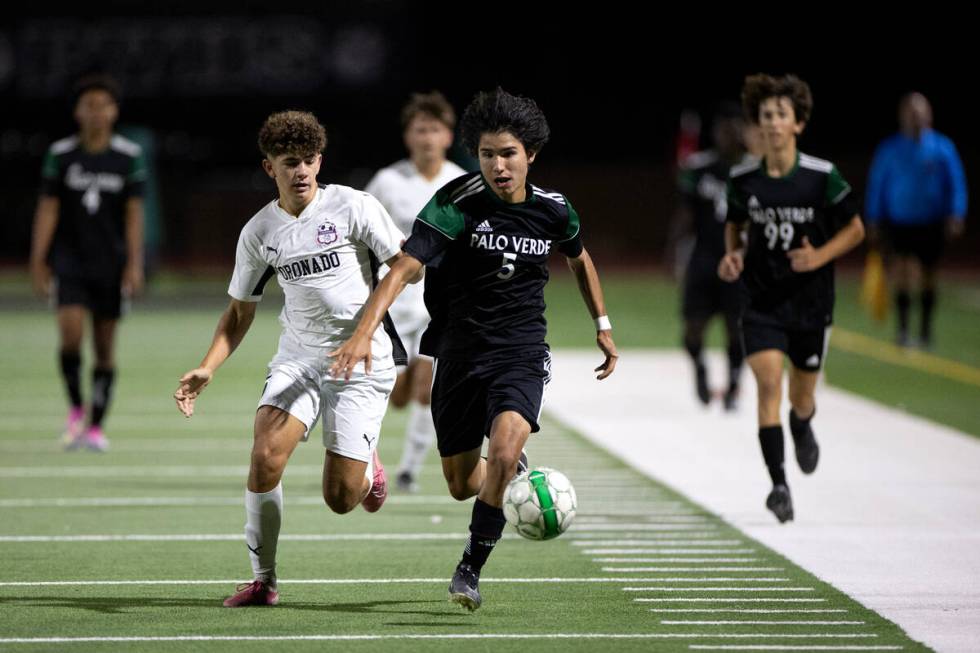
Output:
[328, 333, 372, 381]
[787, 236, 825, 272]
[717, 251, 743, 282]
[595, 330, 618, 380]
[174, 368, 213, 417]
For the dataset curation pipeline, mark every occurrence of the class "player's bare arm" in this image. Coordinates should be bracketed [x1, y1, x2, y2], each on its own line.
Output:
[328, 253, 423, 380]
[718, 221, 745, 282]
[29, 196, 60, 298]
[566, 248, 618, 380]
[122, 197, 145, 296]
[174, 298, 257, 417]
[787, 215, 865, 273]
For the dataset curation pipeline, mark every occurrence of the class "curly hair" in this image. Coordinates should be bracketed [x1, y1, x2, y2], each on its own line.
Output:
[401, 91, 456, 130]
[73, 73, 121, 105]
[258, 111, 327, 158]
[741, 74, 813, 125]
[460, 87, 550, 156]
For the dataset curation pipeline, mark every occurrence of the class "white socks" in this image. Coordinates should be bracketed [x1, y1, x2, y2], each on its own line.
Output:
[244, 482, 283, 587]
[397, 401, 436, 477]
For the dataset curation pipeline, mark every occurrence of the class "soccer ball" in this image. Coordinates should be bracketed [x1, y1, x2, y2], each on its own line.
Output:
[503, 467, 577, 540]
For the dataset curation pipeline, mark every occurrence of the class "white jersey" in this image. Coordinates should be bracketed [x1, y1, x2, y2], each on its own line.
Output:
[365, 159, 466, 328]
[228, 184, 405, 371]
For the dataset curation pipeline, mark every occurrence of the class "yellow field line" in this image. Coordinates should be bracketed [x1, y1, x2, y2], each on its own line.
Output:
[831, 328, 980, 388]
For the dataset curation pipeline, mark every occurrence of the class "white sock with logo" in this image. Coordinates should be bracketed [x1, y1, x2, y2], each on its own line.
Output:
[244, 483, 282, 587]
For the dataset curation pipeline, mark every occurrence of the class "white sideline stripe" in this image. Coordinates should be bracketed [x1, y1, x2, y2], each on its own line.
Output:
[0, 465, 325, 478]
[583, 549, 756, 554]
[574, 540, 742, 547]
[688, 644, 903, 651]
[603, 573, 789, 580]
[0, 635, 883, 644]
[568, 531, 721, 539]
[650, 609, 848, 613]
[577, 514, 703, 520]
[0, 577, 735, 587]
[600, 566, 783, 572]
[604, 558, 762, 563]
[0, 495, 460, 508]
[0, 533, 472, 543]
[603, 568, 790, 583]
[573, 520, 711, 528]
[621, 587, 814, 592]
[632, 598, 827, 603]
[572, 525, 715, 532]
[663, 620, 865, 625]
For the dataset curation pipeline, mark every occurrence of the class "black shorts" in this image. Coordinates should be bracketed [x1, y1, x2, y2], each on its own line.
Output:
[886, 221, 945, 267]
[56, 276, 125, 319]
[431, 351, 552, 457]
[682, 255, 742, 321]
[741, 318, 830, 372]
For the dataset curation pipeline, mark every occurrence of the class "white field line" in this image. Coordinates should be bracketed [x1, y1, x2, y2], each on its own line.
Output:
[0, 577, 771, 587]
[688, 647, 900, 652]
[582, 549, 756, 555]
[619, 587, 815, 592]
[0, 495, 460, 508]
[661, 620, 865, 625]
[0, 635, 885, 644]
[573, 540, 742, 547]
[0, 533, 474, 543]
[602, 574, 790, 581]
[600, 567, 784, 572]
[649, 609, 848, 614]
[631, 598, 827, 603]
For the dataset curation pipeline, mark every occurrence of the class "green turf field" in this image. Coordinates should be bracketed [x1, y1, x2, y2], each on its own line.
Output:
[0, 270, 955, 651]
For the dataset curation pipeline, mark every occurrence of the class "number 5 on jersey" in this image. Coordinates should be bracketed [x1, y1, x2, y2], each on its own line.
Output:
[498, 252, 517, 280]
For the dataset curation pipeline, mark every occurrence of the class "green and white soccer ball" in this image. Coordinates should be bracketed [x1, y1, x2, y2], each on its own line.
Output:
[503, 467, 577, 540]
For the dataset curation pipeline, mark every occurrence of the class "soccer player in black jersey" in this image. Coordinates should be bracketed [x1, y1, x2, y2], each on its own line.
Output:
[29, 74, 146, 452]
[330, 88, 618, 610]
[674, 102, 756, 410]
[719, 74, 865, 523]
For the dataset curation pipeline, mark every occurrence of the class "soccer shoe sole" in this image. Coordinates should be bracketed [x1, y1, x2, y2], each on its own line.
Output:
[765, 487, 794, 524]
[448, 589, 481, 612]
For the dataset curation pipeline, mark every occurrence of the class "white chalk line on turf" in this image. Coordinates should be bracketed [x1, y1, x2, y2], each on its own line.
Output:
[602, 575, 790, 581]
[662, 621, 865, 626]
[583, 548, 756, 554]
[0, 533, 471, 543]
[0, 577, 765, 587]
[632, 598, 827, 603]
[574, 539, 742, 546]
[649, 610, 848, 614]
[600, 567, 783, 572]
[621, 587, 815, 592]
[0, 634, 884, 644]
[0, 495, 461, 508]
[688, 647, 901, 652]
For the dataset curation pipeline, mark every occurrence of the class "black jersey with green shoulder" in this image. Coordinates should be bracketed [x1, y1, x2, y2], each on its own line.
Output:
[678, 150, 738, 260]
[402, 171, 583, 361]
[726, 151, 859, 330]
[40, 134, 147, 280]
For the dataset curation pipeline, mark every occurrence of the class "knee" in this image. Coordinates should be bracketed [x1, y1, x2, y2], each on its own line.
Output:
[755, 376, 781, 402]
[446, 476, 476, 502]
[250, 446, 286, 487]
[323, 482, 360, 514]
[486, 449, 520, 482]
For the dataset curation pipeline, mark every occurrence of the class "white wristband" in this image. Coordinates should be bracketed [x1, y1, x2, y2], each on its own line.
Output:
[594, 315, 612, 331]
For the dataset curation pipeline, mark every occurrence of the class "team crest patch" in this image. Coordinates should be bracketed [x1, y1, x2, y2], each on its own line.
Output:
[316, 222, 338, 246]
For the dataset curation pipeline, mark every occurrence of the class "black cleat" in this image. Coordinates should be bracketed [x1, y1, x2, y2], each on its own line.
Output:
[766, 484, 794, 523]
[395, 470, 418, 493]
[448, 562, 481, 612]
[790, 410, 819, 475]
[695, 364, 710, 405]
[723, 386, 739, 412]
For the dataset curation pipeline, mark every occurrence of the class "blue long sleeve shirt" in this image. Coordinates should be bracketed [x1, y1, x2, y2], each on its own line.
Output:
[864, 128, 968, 226]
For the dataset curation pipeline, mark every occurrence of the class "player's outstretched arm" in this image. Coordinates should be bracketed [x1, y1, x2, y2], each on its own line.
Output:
[29, 197, 60, 298]
[174, 298, 257, 417]
[718, 222, 745, 282]
[328, 253, 423, 380]
[566, 248, 618, 380]
[787, 215, 865, 273]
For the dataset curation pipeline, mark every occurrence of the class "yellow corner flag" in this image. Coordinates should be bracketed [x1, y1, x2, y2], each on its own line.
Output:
[860, 250, 889, 322]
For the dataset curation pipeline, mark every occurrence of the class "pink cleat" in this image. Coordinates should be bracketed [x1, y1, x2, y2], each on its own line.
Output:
[61, 407, 86, 451]
[84, 426, 110, 453]
[223, 580, 279, 607]
[361, 448, 387, 513]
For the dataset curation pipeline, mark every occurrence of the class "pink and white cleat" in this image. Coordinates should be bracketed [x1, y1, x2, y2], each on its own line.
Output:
[361, 448, 387, 513]
[84, 426, 110, 453]
[61, 406, 86, 451]
[223, 580, 279, 607]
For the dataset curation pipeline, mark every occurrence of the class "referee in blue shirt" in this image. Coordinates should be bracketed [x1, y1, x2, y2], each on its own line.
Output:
[865, 93, 968, 347]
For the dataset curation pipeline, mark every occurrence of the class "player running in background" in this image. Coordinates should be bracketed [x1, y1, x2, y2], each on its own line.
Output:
[30, 73, 146, 452]
[365, 91, 466, 492]
[719, 74, 865, 523]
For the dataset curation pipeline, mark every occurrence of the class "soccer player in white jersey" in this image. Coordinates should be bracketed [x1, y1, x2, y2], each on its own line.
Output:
[365, 92, 466, 492]
[173, 111, 421, 607]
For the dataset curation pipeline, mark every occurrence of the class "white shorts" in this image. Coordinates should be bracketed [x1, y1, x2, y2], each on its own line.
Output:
[258, 352, 396, 463]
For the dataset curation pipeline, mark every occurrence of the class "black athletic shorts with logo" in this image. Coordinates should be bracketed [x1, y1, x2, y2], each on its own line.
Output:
[57, 276, 125, 319]
[740, 312, 830, 372]
[431, 351, 552, 457]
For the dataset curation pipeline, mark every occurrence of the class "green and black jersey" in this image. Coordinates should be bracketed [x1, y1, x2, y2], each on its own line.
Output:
[402, 171, 583, 361]
[40, 134, 147, 280]
[678, 150, 748, 261]
[726, 152, 859, 330]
